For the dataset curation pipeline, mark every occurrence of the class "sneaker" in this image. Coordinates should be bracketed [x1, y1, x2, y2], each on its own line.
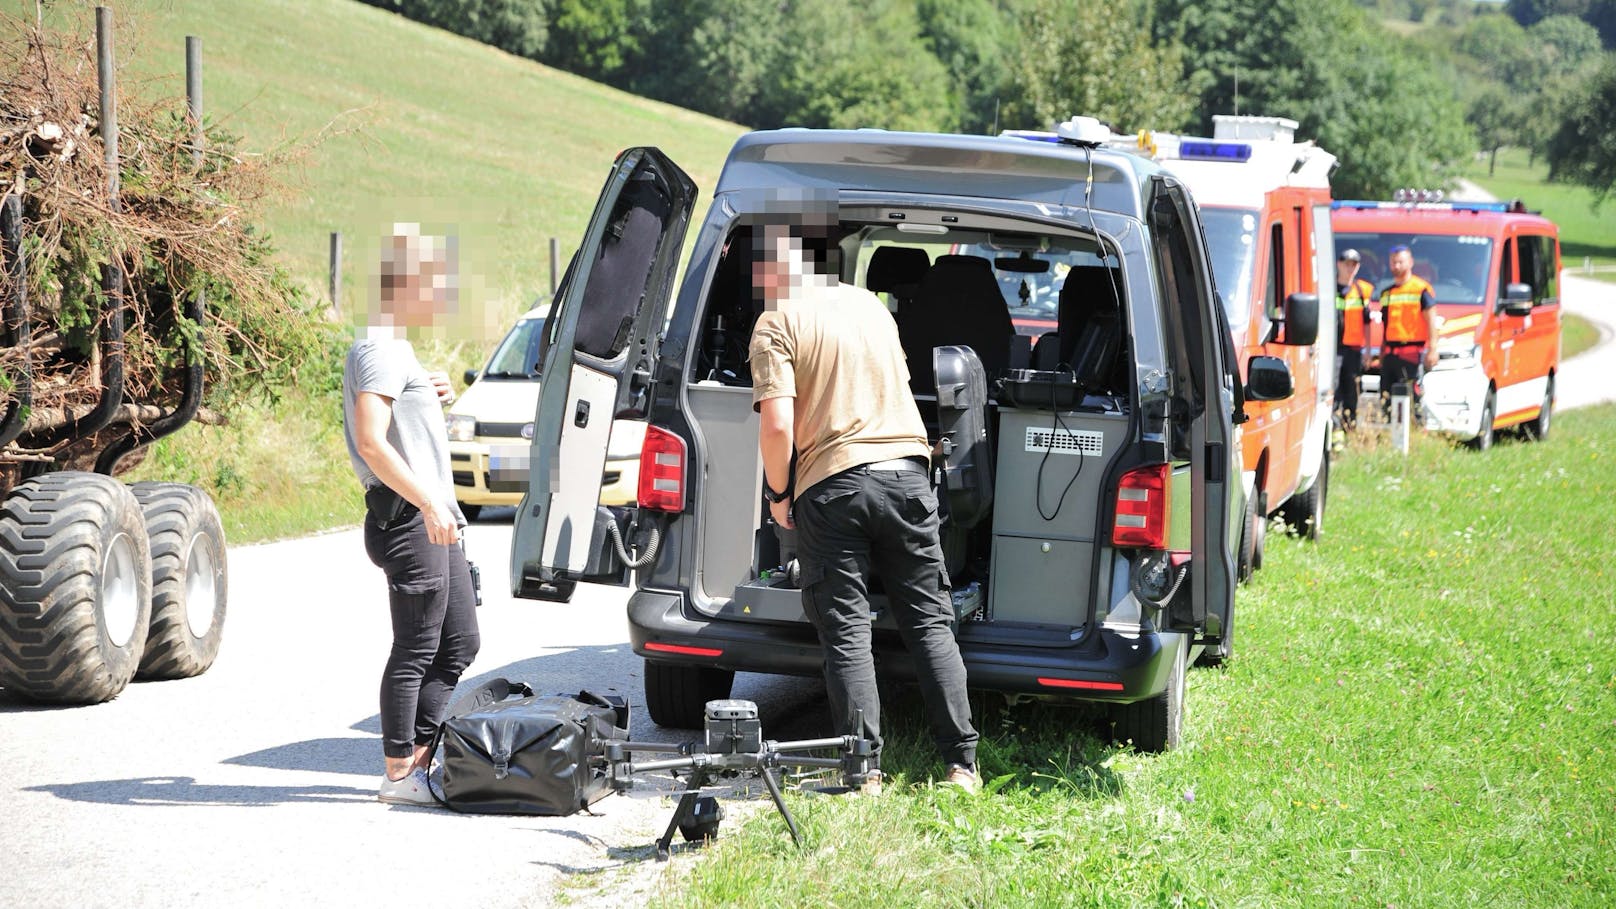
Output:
[378, 768, 434, 806]
[942, 764, 981, 794]
[853, 770, 884, 797]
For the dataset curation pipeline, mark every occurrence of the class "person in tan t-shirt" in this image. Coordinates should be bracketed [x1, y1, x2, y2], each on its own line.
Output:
[748, 223, 979, 794]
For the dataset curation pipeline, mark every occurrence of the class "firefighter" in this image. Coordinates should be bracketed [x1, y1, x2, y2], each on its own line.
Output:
[1377, 245, 1439, 410]
[1335, 248, 1375, 431]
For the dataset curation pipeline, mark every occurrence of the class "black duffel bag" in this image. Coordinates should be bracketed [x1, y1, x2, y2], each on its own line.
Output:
[433, 678, 629, 815]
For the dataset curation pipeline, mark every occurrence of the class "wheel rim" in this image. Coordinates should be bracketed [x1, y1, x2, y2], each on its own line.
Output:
[101, 532, 141, 648]
[184, 537, 219, 638]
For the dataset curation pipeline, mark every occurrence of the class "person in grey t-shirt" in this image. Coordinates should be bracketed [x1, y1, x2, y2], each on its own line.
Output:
[342, 226, 480, 806]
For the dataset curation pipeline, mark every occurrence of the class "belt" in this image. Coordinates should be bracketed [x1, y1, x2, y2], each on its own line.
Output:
[852, 457, 928, 474]
[1384, 341, 1424, 349]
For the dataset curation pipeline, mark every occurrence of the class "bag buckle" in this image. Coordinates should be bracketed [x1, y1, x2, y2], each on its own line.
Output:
[493, 750, 511, 780]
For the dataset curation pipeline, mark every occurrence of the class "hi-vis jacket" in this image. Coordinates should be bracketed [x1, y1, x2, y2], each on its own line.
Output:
[1381, 274, 1434, 345]
[1336, 278, 1375, 348]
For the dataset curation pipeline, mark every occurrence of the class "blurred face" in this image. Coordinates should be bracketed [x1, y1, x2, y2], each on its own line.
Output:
[1336, 258, 1359, 285]
[1388, 249, 1413, 281]
[751, 224, 801, 310]
[379, 235, 454, 328]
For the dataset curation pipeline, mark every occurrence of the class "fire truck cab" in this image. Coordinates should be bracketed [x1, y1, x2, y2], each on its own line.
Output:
[1331, 199, 1560, 449]
[1110, 116, 1337, 578]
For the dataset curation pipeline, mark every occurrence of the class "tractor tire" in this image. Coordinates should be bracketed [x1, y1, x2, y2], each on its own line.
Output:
[1280, 442, 1329, 541]
[129, 482, 227, 680]
[0, 472, 152, 704]
[643, 659, 734, 729]
[1109, 637, 1186, 753]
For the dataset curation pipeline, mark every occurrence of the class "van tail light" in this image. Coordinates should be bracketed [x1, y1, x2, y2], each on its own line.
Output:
[637, 425, 687, 513]
[1112, 463, 1170, 549]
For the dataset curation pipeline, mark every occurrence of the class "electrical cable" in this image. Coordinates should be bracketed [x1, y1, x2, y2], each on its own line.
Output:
[606, 519, 661, 568]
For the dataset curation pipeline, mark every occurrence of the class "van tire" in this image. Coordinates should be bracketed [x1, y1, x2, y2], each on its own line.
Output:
[129, 483, 227, 680]
[1280, 443, 1328, 541]
[0, 473, 152, 704]
[1525, 378, 1553, 442]
[644, 659, 734, 728]
[1109, 638, 1185, 753]
[1468, 391, 1496, 451]
[1251, 491, 1268, 571]
[1236, 491, 1258, 584]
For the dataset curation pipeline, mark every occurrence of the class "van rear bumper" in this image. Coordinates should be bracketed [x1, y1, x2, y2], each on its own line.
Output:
[628, 589, 1178, 704]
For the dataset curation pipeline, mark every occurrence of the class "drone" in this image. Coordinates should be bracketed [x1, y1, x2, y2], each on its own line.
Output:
[603, 698, 874, 860]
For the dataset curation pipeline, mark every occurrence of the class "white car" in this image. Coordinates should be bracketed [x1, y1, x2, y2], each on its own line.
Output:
[446, 305, 645, 519]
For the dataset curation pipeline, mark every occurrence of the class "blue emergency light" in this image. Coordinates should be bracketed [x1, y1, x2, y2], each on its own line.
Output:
[1333, 200, 1511, 213]
[1178, 141, 1252, 162]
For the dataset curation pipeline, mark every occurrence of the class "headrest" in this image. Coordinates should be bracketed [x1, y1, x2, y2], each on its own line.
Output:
[865, 246, 932, 294]
[923, 254, 1000, 294]
[1058, 265, 1120, 327]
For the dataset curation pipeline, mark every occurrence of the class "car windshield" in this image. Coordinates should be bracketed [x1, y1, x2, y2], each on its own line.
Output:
[952, 242, 1114, 335]
[483, 316, 546, 379]
[1198, 207, 1258, 336]
[1335, 232, 1494, 305]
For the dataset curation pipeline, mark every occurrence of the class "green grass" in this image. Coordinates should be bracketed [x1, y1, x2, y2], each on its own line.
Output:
[655, 408, 1616, 908]
[1473, 147, 1616, 285]
[20, 0, 744, 542]
[1563, 313, 1601, 360]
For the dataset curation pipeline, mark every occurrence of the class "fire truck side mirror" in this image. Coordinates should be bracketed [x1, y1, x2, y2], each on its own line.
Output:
[1279, 292, 1319, 347]
[1245, 355, 1294, 402]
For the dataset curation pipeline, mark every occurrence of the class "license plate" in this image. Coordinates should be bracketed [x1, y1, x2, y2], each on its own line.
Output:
[489, 444, 530, 489]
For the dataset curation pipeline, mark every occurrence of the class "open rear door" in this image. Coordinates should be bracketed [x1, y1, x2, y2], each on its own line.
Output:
[510, 148, 696, 601]
[1149, 176, 1239, 633]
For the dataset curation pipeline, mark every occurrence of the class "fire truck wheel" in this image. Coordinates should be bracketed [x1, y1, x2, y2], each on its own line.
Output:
[1108, 636, 1185, 753]
[1525, 378, 1553, 442]
[1251, 491, 1268, 571]
[0, 472, 152, 703]
[1281, 443, 1329, 541]
[129, 483, 227, 680]
[643, 659, 734, 729]
[1468, 391, 1496, 451]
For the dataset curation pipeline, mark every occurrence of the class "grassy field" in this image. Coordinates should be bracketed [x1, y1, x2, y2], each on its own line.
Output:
[651, 407, 1616, 908]
[1473, 147, 1616, 285]
[27, 0, 745, 542]
[1563, 313, 1600, 360]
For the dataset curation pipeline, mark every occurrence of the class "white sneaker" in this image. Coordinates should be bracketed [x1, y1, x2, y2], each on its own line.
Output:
[378, 768, 434, 806]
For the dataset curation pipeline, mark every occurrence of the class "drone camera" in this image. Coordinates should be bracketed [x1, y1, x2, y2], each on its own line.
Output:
[704, 698, 763, 755]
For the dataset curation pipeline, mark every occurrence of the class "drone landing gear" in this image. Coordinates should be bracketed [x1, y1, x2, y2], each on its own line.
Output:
[653, 765, 801, 861]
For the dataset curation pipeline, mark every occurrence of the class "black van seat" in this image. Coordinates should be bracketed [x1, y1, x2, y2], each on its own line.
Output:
[866, 245, 931, 308]
[905, 254, 1015, 391]
[1039, 265, 1125, 393]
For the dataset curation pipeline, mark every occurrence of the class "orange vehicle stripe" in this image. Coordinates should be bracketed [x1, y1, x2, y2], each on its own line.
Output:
[1494, 405, 1541, 428]
[1441, 313, 1484, 335]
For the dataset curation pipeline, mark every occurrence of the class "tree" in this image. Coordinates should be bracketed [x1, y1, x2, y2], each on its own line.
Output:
[1001, 0, 1192, 133]
[358, 0, 551, 59]
[542, 0, 647, 80]
[1545, 57, 1616, 203]
[1530, 15, 1605, 76]
[916, 0, 1014, 133]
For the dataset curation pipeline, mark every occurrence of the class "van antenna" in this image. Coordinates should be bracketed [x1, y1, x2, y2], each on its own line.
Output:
[1234, 68, 1240, 117]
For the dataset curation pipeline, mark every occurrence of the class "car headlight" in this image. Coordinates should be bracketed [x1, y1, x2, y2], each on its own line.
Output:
[446, 413, 477, 442]
[1436, 342, 1481, 369]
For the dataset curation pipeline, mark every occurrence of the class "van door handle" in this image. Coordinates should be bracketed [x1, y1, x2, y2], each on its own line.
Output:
[574, 400, 590, 428]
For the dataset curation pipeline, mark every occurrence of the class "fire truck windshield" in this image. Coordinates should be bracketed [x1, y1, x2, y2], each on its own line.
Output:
[1336, 232, 1494, 306]
[1198, 207, 1258, 336]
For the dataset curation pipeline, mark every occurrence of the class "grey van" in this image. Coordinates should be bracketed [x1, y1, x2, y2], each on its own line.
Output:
[510, 129, 1305, 752]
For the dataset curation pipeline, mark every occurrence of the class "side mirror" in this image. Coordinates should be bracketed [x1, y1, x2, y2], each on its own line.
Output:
[463, 368, 479, 386]
[1246, 355, 1294, 402]
[1502, 282, 1533, 316]
[1280, 292, 1319, 346]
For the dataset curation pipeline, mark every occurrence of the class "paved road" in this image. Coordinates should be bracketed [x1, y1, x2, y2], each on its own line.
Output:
[1, 513, 828, 909]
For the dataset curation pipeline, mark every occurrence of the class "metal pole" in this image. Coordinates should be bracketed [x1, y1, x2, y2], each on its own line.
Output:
[329, 231, 342, 312]
[1390, 383, 1411, 455]
[98, 7, 118, 204]
[549, 237, 559, 296]
[186, 36, 203, 166]
[0, 194, 33, 449]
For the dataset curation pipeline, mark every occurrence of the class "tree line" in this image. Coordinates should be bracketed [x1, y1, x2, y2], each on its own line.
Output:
[362, 0, 1616, 202]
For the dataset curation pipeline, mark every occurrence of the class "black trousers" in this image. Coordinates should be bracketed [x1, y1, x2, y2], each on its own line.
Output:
[793, 463, 979, 774]
[363, 509, 480, 759]
[1336, 347, 1364, 427]
[1380, 349, 1425, 412]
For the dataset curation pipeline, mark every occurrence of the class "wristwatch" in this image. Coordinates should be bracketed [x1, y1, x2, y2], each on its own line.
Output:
[763, 481, 792, 504]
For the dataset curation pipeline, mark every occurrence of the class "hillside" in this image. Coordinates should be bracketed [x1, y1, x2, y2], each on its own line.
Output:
[66, 0, 747, 315]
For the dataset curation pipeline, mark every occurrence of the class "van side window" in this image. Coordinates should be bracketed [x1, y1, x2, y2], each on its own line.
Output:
[1264, 222, 1285, 323]
[1497, 238, 1514, 305]
[1530, 235, 1558, 304]
[1518, 234, 1540, 305]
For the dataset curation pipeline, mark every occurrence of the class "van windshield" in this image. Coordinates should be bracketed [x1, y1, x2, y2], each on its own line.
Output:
[951, 242, 1115, 335]
[1198, 207, 1258, 336]
[1335, 232, 1494, 305]
[483, 316, 547, 379]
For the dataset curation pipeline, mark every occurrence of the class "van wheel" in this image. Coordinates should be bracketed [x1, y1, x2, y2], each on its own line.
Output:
[1468, 391, 1496, 451]
[644, 659, 734, 728]
[1109, 638, 1185, 753]
[129, 483, 227, 680]
[0, 473, 153, 704]
[1251, 491, 1268, 571]
[1525, 378, 1553, 442]
[1236, 491, 1258, 584]
[1280, 443, 1329, 541]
